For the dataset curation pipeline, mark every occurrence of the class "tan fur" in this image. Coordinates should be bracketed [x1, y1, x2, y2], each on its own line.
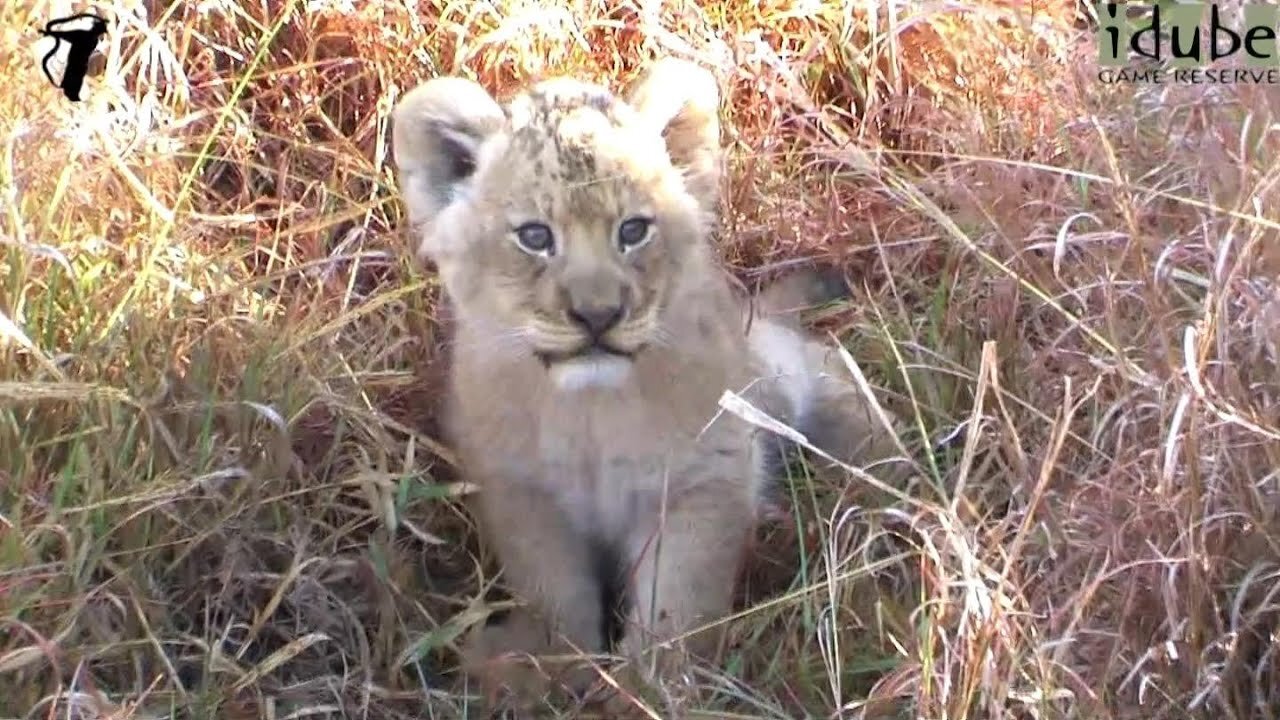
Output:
[391, 58, 910, 712]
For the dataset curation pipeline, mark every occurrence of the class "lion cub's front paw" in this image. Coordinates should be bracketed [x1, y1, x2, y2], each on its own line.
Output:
[459, 609, 601, 713]
[459, 611, 555, 712]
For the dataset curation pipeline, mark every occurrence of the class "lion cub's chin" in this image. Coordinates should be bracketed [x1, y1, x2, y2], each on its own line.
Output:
[546, 352, 635, 392]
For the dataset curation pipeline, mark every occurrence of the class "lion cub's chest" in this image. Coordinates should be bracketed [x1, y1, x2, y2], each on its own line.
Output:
[531, 388, 750, 536]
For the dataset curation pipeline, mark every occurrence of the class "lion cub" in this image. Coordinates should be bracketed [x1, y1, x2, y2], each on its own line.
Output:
[392, 58, 906, 708]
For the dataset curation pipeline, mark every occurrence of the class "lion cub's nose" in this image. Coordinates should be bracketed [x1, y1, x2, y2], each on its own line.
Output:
[567, 303, 625, 338]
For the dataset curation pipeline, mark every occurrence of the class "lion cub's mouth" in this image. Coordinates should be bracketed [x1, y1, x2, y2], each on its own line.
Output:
[535, 340, 648, 391]
[535, 342, 635, 369]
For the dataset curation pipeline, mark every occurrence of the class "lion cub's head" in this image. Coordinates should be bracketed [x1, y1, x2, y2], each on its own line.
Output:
[391, 58, 723, 391]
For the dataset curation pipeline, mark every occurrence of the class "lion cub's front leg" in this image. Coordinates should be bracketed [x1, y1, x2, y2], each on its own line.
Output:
[463, 483, 607, 708]
[618, 483, 756, 688]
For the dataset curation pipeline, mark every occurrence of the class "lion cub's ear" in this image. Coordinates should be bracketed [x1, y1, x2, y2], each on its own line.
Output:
[391, 76, 505, 247]
[624, 58, 723, 214]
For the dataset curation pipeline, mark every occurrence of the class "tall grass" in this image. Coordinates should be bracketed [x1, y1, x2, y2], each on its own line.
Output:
[2, 1, 1277, 718]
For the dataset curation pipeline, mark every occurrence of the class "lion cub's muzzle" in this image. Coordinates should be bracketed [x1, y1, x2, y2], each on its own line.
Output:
[536, 297, 636, 367]
[534, 289, 656, 394]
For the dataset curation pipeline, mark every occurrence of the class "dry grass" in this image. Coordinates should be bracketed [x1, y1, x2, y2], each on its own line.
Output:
[3, 0, 1279, 718]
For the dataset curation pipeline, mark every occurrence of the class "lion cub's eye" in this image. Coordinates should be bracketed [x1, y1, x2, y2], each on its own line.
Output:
[617, 217, 653, 252]
[513, 222, 556, 256]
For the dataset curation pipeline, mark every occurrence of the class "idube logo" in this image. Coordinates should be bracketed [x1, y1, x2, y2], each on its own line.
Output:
[1095, 2, 1280, 84]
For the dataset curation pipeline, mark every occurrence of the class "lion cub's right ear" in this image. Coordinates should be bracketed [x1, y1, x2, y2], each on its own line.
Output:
[391, 77, 505, 256]
[624, 57, 722, 216]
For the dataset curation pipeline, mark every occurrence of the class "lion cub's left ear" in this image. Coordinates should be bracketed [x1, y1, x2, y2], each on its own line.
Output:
[624, 58, 723, 215]
[391, 76, 505, 257]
